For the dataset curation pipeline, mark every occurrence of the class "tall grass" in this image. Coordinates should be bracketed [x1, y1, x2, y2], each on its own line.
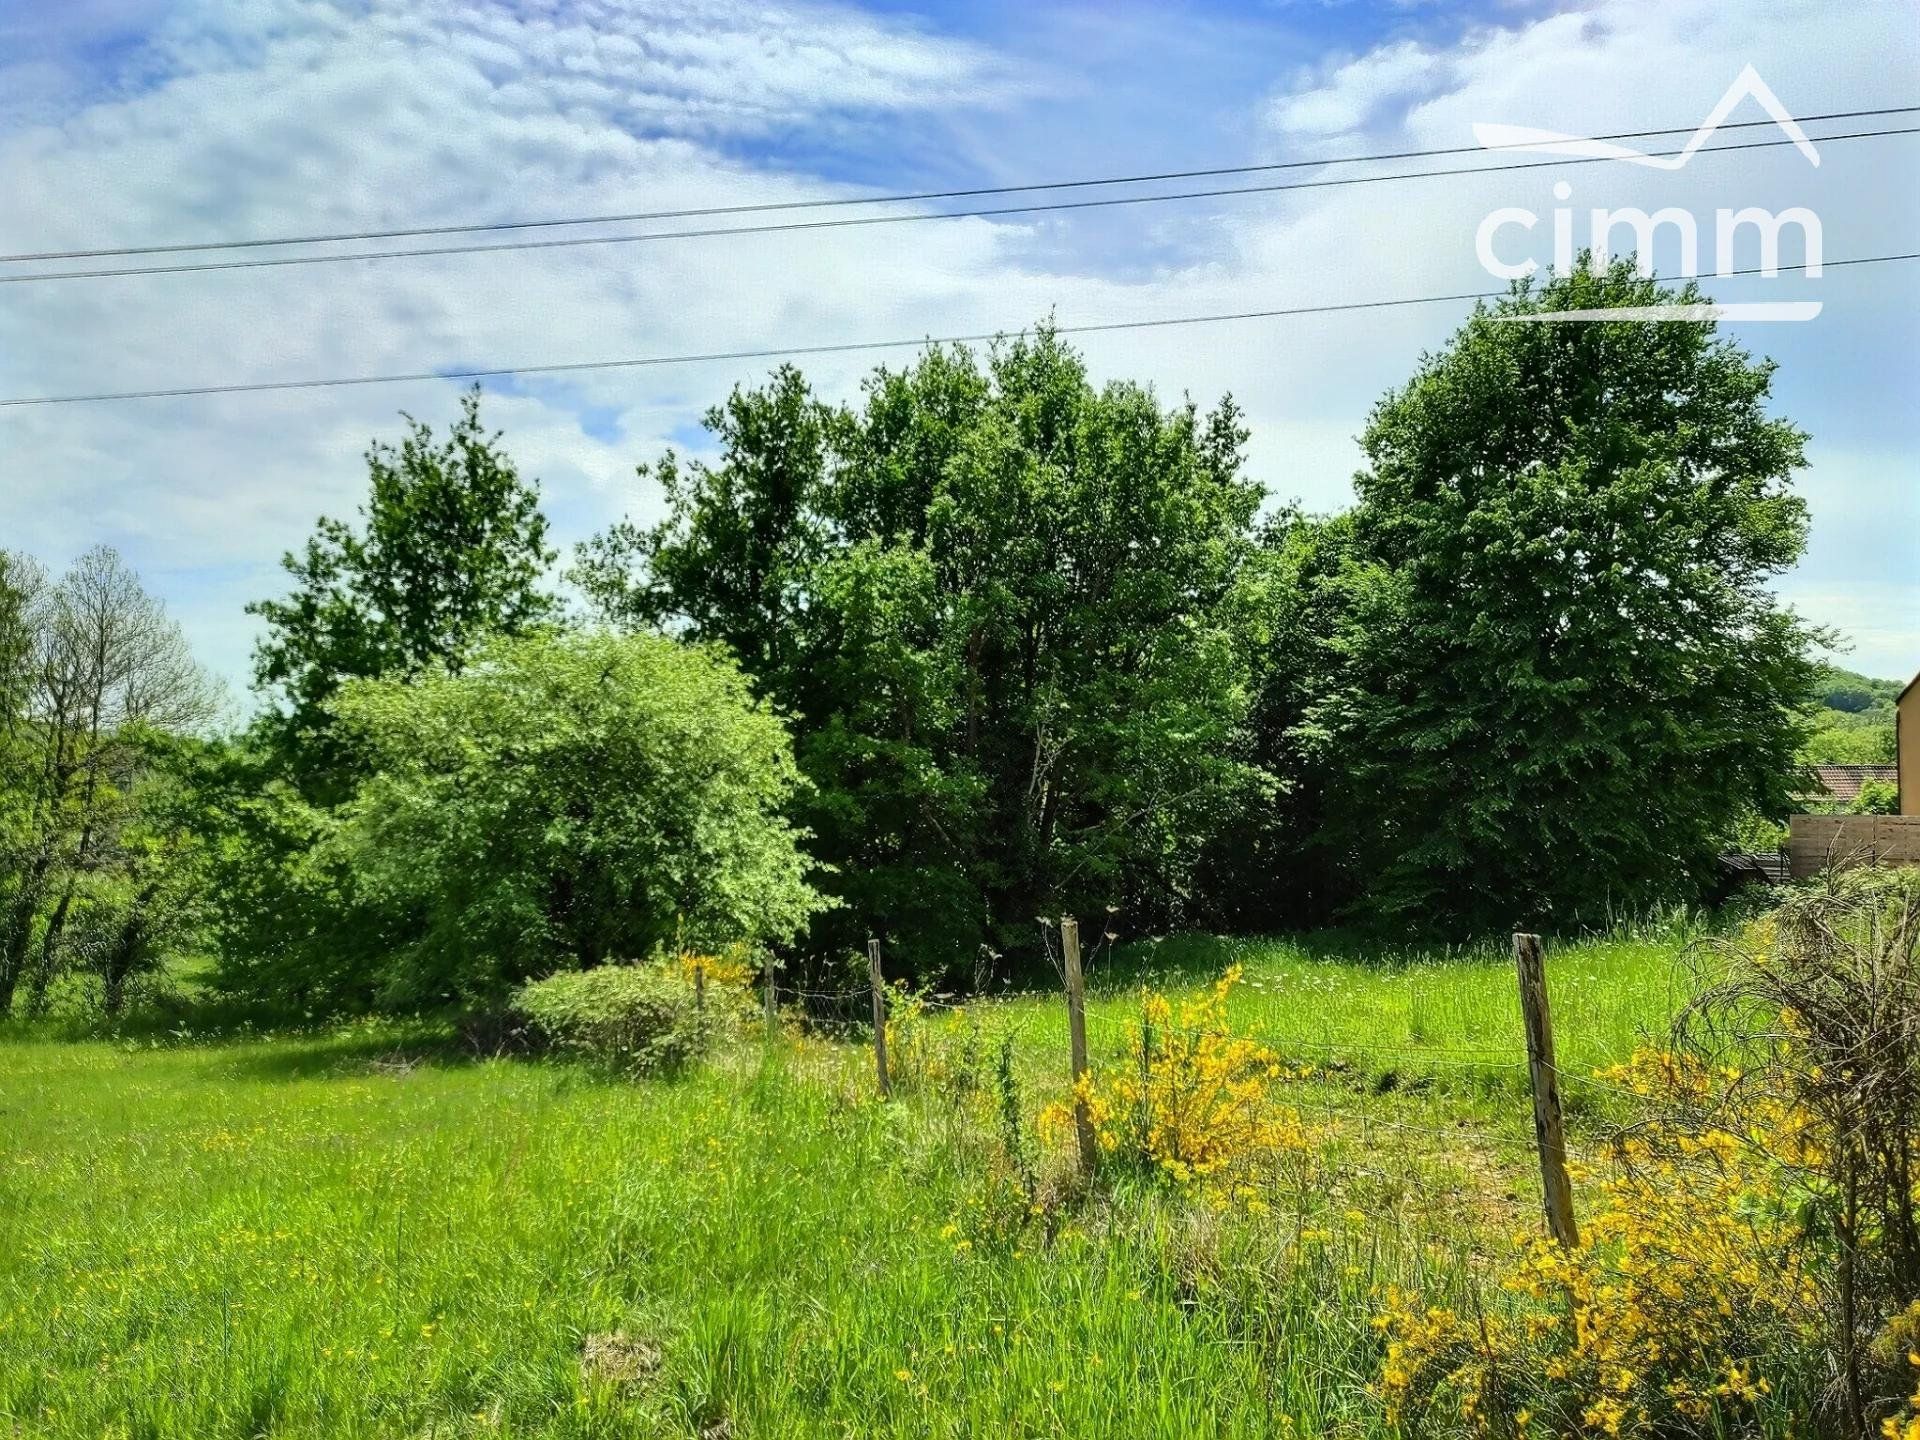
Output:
[975, 928, 1694, 1114]
[0, 927, 1697, 1437]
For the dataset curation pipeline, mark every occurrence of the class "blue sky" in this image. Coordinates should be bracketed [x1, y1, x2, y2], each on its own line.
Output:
[1, 0, 1915, 702]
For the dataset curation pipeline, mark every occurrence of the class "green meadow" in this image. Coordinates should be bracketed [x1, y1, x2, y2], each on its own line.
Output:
[0, 930, 1696, 1438]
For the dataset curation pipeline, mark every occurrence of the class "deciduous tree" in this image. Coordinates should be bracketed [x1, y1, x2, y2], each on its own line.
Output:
[326, 631, 822, 1005]
[1311, 261, 1819, 932]
[249, 386, 557, 798]
[577, 328, 1269, 977]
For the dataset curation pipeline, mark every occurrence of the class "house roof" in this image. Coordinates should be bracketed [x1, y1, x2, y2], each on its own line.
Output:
[1807, 764, 1898, 803]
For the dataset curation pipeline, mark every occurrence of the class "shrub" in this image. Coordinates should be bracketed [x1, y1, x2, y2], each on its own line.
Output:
[1375, 1047, 1823, 1437]
[1851, 778, 1899, 815]
[1687, 870, 1920, 1432]
[512, 964, 728, 1075]
[674, 943, 759, 993]
[1376, 873, 1920, 1437]
[327, 630, 826, 1005]
[1044, 966, 1314, 1205]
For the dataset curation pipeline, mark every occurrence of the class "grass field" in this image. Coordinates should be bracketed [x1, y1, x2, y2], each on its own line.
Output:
[0, 929, 1701, 1438]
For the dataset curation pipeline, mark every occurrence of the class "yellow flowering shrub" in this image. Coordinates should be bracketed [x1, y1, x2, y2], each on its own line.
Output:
[1879, 1338, 1920, 1440]
[1376, 1050, 1822, 1438]
[673, 944, 756, 991]
[1371, 1292, 1523, 1435]
[1043, 966, 1314, 1203]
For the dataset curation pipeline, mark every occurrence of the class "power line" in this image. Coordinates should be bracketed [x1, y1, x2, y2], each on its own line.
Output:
[4, 104, 1912, 267]
[4, 250, 1908, 410]
[4, 124, 1913, 287]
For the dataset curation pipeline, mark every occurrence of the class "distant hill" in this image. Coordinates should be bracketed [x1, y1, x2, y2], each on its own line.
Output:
[1812, 663, 1902, 715]
[1805, 663, 1899, 764]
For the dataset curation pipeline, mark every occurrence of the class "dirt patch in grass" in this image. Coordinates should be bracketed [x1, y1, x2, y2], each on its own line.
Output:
[580, 1331, 662, 1389]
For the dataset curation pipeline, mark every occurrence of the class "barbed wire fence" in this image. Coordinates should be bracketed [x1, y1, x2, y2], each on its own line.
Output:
[755, 921, 1623, 1245]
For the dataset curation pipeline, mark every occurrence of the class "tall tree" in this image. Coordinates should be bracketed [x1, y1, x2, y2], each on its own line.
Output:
[249, 387, 557, 796]
[572, 365, 835, 682]
[1311, 261, 1819, 933]
[0, 553, 47, 1013]
[0, 547, 213, 1015]
[576, 329, 1269, 978]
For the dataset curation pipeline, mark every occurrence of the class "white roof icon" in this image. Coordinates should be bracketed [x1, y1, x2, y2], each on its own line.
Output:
[1473, 64, 1820, 170]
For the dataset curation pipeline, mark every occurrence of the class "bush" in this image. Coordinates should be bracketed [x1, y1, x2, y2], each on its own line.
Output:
[1375, 872, 1920, 1438]
[1689, 870, 1920, 1433]
[326, 630, 826, 1006]
[512, 964, 728, 1075]
[1375, 1046, 1824, 1437]
[1043, 966, 1316, 1206]
[1851, 778, 1899, 815]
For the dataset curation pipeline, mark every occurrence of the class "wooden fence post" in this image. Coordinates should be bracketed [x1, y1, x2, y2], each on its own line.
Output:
[1061, 916, 1097, 1178]
[763, 958, 776, 1037]
[1514, 932, 1579, 1247]
[693, 959, 706, 1012]
[868, 937, 891, 1099]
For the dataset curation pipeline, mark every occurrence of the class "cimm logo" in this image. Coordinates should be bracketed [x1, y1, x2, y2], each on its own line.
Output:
[1472, 66, 1823, 322]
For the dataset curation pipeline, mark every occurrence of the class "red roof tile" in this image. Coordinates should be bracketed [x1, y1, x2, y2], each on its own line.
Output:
[1807, 764, 1898, 803]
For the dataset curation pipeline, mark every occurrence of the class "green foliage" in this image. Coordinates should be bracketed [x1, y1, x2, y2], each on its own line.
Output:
[0, 548, 213, 1018]
[190, 738, 390, 1015]
[1724, 808, 1789, 853]
[248, 387, 557, 799]
[1803, 713, 1897, 765]
[1304, 262, 1821, 934]
[575, 328, 1266, 977]
[326, 630, 822, 1006]
[74, 735, 216, 1017]
[1851, 777, 1899, 815]
[1813, 663, 1902, 714]
[1802, 665, 1898, 765]
[512, 963, 727, 1073]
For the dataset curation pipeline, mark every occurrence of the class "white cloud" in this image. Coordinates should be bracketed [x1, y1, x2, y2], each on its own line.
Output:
[1, 0, 1915, 694]
[1266, 40, 1441, 137]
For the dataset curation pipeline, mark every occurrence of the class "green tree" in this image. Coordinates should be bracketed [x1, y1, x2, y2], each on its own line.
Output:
[577, 328, 1268, 978]
[191, 737, 383, 1015]
[1190, 510, 1353, 931]
[574, 366, 835, 682]
[326, 631, 822, 1006]
[0, 548, 213, 1017]
[67, 734, 214, 1017]
[1851, 778, 1899, 816]
[0, 552, 46, 1013]
[249, 387, 557, 797]
[1311, 261, 1819, 933]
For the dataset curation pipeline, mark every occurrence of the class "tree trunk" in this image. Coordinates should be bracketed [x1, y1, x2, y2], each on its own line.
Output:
[0, 855, 52, 1019]
[103, 960, 127, 1020]
[25, 879, 74, 1018]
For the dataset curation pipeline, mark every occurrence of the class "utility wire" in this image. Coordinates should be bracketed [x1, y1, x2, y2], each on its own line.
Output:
[4, 103, 1913, 266]
[3, 124, 1912, 287]
[4, 250, 1908, 410]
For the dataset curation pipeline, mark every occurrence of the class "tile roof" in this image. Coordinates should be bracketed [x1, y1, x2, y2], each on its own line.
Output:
[1807, 764, 1898, 803]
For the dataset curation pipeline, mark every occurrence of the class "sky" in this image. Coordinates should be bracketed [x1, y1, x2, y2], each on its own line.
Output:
[1, 0, 1916, 705]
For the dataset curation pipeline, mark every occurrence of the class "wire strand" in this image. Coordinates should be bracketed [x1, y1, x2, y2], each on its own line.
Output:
[3, 124, 1910, 286]
[5, 104, 1911, 265]
[4, 249, 1907, 409]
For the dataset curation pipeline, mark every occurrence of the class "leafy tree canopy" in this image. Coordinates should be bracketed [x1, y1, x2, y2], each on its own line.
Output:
[1307, 261, 1821, 933]
[326, 630, 823, 1006]
[575, 328, 1268, 978]
[248, 387, 556, 797]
